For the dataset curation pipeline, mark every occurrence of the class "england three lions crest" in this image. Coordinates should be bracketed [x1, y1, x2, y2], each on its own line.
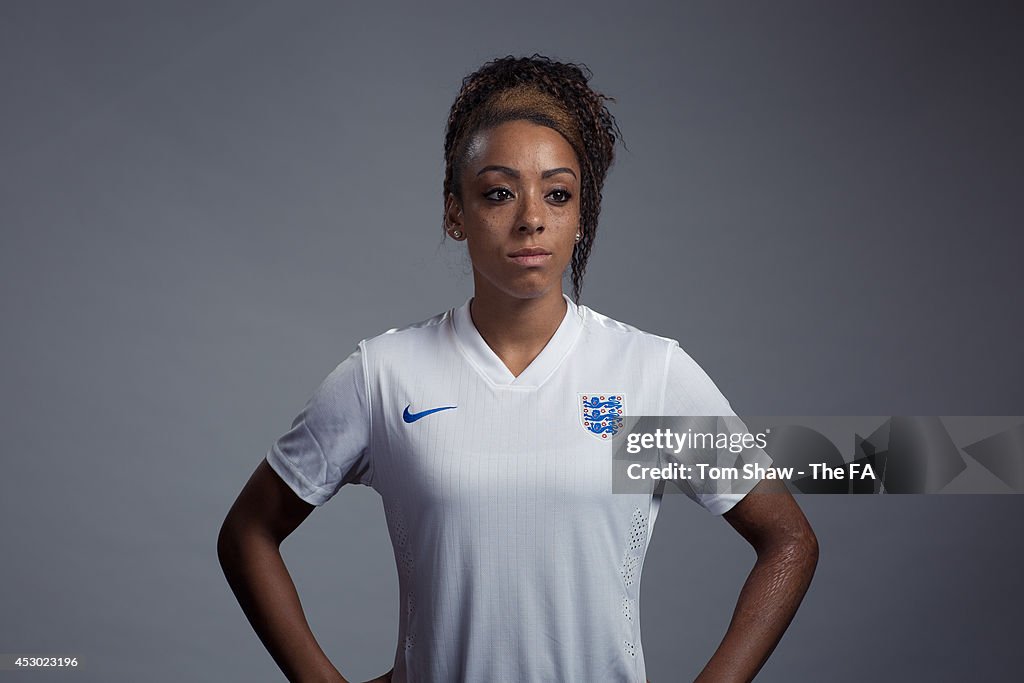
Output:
[579, 393, 626, 439]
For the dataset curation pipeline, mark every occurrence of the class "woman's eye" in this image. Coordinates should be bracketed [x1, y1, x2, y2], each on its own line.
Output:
[484, 188, 514, 201]
[484, 188, 572, 203]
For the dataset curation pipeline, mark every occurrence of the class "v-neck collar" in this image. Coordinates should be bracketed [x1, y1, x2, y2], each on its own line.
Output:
[451, 293, 584, 388]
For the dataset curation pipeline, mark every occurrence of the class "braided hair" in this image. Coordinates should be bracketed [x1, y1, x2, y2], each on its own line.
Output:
[442, 54, 625, 303]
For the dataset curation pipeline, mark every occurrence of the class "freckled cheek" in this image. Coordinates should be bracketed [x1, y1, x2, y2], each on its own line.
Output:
[474, 222, 513, 253]
[465, 234, 506, 269]
[555, 251, 575, 272]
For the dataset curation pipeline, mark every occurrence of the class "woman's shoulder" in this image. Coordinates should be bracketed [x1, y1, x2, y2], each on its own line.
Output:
[574, 303, 690, 377]
[577, 301, 678, 350]
[359, 306, 453, 350]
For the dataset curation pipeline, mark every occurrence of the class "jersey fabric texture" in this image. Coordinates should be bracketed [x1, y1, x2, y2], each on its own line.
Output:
[265, 294, 772, 682]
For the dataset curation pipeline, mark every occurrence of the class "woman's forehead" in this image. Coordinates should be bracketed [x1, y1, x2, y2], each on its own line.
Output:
[465, 121, 579, 171]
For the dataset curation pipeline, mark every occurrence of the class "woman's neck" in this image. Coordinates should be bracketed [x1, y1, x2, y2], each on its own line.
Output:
[468, 286, 568, 378]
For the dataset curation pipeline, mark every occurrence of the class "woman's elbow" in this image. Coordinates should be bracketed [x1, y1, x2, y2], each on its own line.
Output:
[765, 526, 819, 573]
[800, 528, 819, 571]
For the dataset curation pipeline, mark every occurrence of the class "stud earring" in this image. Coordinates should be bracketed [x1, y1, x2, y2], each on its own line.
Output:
[451, 229, 462, 239]
[575, 232, 581, 242]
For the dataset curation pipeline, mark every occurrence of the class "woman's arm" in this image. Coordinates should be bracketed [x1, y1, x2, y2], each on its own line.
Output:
[694, 478, 819, 683]
[217, 459, 354, 683]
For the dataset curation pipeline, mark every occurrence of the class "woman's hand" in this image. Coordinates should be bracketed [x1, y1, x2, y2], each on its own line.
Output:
[360, 668, 393, 683]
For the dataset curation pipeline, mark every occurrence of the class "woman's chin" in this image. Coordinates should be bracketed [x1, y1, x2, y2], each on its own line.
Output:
[475, 269, 562, 301]
[502, 279, 563, 301]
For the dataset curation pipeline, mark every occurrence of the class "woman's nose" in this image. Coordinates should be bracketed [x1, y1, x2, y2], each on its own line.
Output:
[517, 192, 545, 233]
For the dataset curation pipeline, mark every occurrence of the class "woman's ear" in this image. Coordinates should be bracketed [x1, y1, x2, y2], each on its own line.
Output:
[444, 193, 466, 240]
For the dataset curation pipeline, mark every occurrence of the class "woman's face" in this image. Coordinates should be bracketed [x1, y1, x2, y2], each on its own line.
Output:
[446, 119, 581, 302]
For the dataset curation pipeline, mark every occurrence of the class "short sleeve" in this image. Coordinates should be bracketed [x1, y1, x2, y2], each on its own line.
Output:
[662, 341, 773, 515]
[265, 344, 371, 506]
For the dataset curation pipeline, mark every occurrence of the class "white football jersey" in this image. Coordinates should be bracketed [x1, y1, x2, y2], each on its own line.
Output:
[266, 293, 770, 682]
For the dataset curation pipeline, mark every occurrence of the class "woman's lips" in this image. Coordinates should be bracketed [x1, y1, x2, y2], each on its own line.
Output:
[509, 253, 552, 267]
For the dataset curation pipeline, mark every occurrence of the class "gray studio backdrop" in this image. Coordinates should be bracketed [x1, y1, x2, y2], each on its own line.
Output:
[2, 1, 1021, 681]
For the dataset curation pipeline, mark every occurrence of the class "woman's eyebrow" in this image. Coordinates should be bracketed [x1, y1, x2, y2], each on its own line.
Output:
[476, 165, 578, 180]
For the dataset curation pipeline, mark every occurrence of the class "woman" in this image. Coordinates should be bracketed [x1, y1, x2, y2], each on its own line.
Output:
[218, 54, 818, 683]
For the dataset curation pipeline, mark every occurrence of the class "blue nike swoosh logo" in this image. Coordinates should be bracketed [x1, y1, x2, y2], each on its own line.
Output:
[403, 404, 457, 423]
